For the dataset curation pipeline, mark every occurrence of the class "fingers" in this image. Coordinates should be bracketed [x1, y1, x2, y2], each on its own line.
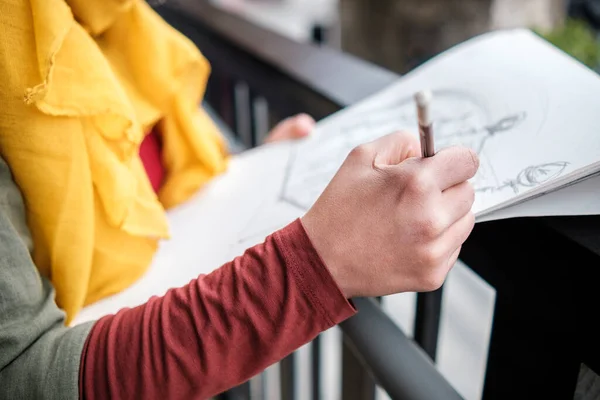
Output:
[292, 113, 316, 136]
[427, 212, 473, 288]
[357, 131, 420, 167]
[441, 181, 475, 225]
[446, 246, 461, 269]
[441, 211, 475, 262]
[429, 146, 480, 190]
[264, 113, 315, 143]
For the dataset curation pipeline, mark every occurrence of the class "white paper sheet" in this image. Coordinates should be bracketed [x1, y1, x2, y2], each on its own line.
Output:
[218, 28, 600, 238]
[286, 29, 600, 217]
[476, 172, 600, 222]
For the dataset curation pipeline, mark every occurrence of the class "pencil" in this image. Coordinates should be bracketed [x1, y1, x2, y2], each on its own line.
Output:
[414, 90, 435, 158]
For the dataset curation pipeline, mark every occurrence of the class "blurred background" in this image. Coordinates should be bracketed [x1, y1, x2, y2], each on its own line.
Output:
[210, 0, 600, 73]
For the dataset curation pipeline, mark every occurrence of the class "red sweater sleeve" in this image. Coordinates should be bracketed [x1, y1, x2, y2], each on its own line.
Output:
[79, 218, 356, 399]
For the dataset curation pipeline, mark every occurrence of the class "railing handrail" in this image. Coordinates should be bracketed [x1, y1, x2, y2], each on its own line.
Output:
[340, 298, 464, 399]
[167, 0, 399, 108]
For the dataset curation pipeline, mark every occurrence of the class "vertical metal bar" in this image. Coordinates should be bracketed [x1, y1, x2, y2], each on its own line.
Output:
[280, 353, 295, 400]
[206, 74, 236, 136]
[221, 75, 237, 134]
[249, 373, 266, 400]
[247, 89, 259, 148]
[252, 96, 270, 145]
[311, 336, 321, 400]
[311, 24, 325, 45]
[218, 381, 251, 400]
[341, 339, 375, 400]
[234, 81, 253, 148]
[204, 73, 217, 111]
[264, 362, 282, 400]
[413, 286, 444, 360]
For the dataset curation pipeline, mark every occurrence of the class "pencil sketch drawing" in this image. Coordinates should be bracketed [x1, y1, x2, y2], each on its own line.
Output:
[232, 86, 566, 249]
[279, 88, 559, 211]
[476, 161, 569, 194]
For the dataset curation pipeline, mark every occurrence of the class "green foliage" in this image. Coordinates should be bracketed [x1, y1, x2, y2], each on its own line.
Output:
[534, 18, 600, 69]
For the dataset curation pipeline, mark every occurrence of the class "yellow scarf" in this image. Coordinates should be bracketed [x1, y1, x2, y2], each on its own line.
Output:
[0, 0, 229, 323]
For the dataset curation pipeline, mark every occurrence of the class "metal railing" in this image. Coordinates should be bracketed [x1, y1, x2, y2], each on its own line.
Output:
[153, 1, 600, 399]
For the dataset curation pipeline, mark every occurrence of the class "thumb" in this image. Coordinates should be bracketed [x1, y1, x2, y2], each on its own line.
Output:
[368, 131, 421, 167]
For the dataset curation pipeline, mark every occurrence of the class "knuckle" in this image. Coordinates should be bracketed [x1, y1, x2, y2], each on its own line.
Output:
[405, 169, 433, 197]
[348, 143, 371, 161]
[396, 130, 419, 145]
[419, 244, 444, 269]
[416, 245, 447, 291]
[417, 212, 445, 239]
[421, 269, 446, 292]
[422, 219, 442, 239]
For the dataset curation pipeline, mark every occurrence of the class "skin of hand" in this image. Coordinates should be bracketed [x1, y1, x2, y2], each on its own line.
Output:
[301, 130, 479, 298]
[264, 113, 315, 143]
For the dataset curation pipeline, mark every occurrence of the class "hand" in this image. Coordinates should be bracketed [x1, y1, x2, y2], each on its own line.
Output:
[264, 113, 315, 144]
[301, 131, 479, 298]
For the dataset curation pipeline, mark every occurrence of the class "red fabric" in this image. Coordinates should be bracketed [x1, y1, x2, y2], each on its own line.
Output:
[79, 219, 356, 400]
[139, 127, 165, 194]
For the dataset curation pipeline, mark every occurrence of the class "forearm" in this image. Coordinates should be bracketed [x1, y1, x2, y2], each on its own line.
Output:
[80, 219, 356, 399]
[0, 153, 354, 399]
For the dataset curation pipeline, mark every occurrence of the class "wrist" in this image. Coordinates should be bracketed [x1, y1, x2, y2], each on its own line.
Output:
[298, 215, 354, 299]
[272, 218, 356, 323]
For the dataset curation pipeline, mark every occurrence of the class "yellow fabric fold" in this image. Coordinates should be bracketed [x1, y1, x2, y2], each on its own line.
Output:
[0, 0, 229, 323]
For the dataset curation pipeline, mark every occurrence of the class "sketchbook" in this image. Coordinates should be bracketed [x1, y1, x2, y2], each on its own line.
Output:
[72, 28, 600, 324]
[223, 28, 600, 250]
[280, 29, 600, 219]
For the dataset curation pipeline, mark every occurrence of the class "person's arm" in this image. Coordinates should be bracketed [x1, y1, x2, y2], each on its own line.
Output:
[1, 129, 479, 400]
[80, 218, 355, 399]
[0, 156, 355, 400]
[0, 157, 95, 400]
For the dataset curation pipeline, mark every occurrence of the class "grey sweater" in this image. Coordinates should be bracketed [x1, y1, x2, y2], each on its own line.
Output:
[0, 156, 93, 400]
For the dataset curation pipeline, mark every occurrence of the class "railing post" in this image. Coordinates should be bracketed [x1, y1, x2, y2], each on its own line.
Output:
[233, 81, 254, 148]
[280, 353, 295, 400]
[341, 339, 376, 400]
[413, 287, 444, 360]
[252, 96, 270, 145]
[207, 73, 237, 135]
[217, 381, 251, 400]
[311, 336, 321, 400]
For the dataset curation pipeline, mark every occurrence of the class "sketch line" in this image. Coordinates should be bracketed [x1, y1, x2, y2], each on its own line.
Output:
[476, 162, 569, 194]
